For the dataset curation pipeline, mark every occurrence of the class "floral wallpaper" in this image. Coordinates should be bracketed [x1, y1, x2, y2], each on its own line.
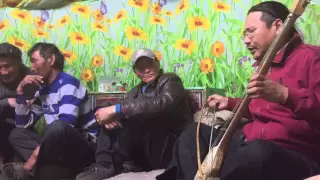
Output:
[0, 0, 319, 97]
[0, 0, 93, 9]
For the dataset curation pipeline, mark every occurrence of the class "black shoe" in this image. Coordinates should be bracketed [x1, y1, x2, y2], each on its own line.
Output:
[76, 164, 115, 180]
[2, 162, 32, 180]
[122, 161, 143, 173]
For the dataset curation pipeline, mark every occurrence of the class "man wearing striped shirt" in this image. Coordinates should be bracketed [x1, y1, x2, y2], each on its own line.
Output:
[3, 43, 98, 180]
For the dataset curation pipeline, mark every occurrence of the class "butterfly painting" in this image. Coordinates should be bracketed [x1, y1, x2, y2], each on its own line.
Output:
[41, 9, 49, 22]
[100, 1, 107, 15]
[158, 0, 167, 7]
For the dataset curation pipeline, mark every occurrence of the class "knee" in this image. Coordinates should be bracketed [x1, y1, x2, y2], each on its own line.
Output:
[237, 139, 277, 166]
[181, 123, 209, 138]
[177, 123, 198, 147]
[176, 123, 210, 153]
[8, 128, 26, 146]
[247, 140, 276, 158]
[44, 120, 69, 138]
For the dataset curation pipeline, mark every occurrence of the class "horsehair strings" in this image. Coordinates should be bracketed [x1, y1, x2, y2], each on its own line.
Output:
[196, 101, 209, 179]
[196, 101, 217, 180]
[208, 105, 217, 177]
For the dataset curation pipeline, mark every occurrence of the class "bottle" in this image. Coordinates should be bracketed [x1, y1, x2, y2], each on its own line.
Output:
[23, 70, 41, 100]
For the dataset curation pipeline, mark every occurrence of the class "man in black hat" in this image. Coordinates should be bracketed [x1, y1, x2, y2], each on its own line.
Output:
[76, 48, 194, 180]
[0, 43, 30, 165]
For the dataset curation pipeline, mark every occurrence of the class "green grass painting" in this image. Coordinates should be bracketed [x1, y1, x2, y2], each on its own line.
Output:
[0, 0, 319, 97]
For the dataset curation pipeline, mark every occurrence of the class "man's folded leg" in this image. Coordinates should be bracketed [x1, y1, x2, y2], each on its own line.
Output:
[220, 139, 320, 180]
[155, 123, 245, 180]
[8, 127, 42, 162]
[2, 127, 42, 180]
[76, 126, 124, 180]
[34, 120, 95, 180]
[0, 121, 15, 164]
[156, 123, 320, 180]
[156, 123, 219, 180]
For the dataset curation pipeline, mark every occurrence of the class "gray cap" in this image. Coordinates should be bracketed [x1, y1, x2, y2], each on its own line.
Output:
[131, 48, 156, 65]
[0, 43, 22, 58]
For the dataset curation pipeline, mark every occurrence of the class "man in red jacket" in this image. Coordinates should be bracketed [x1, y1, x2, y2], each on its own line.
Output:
[156, 1, 320, 180]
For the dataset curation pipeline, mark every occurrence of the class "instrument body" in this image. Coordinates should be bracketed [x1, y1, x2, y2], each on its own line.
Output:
[195, 1, 311, 179]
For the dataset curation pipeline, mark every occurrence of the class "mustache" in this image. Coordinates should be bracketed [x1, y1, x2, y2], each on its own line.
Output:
[29, 70, 40, 75]
[137, 73, 155, 78]
[143, 73, 155, 77]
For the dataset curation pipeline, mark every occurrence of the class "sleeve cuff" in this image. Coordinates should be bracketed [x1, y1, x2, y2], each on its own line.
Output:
[283, 87, 307, 112]
[16, 95, 27, 104]
[116, 104, 121, 115]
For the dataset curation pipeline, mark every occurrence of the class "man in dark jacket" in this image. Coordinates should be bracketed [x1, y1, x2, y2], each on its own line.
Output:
[76, 48, 193, 180]
[0, 43, 29, 164]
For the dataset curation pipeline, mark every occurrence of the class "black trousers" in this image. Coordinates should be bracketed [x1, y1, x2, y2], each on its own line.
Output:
[0, 107, 16, 161]
[95, 120, 179, 171]
[156, 123, 320, 180]
[9, 120, 95, 176]
[0, 174, 10, 180]
[0, 120, 15, 162]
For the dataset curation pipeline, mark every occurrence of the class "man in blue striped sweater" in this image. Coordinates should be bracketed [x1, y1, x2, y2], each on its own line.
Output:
[2, 43, 98, 180]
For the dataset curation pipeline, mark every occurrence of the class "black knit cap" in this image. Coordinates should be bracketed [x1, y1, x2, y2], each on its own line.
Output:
[248, 1, 290, 22]
[0, 43, 22, 58]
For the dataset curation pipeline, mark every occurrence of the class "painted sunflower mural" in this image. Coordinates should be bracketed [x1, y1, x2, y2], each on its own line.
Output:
[0, 0, 319, 96]
[0, 0, 93, 9]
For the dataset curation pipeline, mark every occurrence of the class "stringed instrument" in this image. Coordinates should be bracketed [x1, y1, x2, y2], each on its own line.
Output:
[195, 0, 311, 179]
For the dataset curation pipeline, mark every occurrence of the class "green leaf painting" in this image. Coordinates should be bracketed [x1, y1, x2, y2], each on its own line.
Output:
[0, 0, 319, 97]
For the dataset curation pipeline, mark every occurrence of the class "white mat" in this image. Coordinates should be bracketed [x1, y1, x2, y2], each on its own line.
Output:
[107, 169, 165, 180]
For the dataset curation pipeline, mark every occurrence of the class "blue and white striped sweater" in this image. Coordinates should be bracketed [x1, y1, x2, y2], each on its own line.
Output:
[15, 72, 98, 138]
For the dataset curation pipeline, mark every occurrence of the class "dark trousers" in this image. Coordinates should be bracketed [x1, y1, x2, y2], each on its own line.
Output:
[0, 174, 10, 180]
[95, 120, 178, 171]
[156, 123, 320, 180]
[9, 120, 95, 177]
[0, 120, 15, 162]
[0, 107, 16, 162]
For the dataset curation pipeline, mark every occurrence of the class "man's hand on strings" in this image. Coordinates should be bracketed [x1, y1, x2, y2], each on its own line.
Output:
[206, 94, 228, 110]
[247, 72, 288, 104]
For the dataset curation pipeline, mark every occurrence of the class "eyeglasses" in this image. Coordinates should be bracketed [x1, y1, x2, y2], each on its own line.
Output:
[242, 25, 263, 40]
